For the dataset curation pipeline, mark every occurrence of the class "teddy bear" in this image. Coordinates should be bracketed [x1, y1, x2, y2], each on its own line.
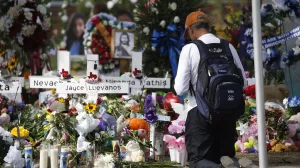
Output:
[124, 141, 145, 162]
[117, 115, 149, 137]
[264, 84, 289, 103]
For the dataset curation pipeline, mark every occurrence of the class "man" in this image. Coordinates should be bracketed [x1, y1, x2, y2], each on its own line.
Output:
[115, 32, 132, 57]
[174, 10, 248, 168]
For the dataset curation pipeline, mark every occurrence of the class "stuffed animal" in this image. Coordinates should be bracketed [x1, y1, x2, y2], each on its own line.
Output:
[287, 113, 300, 142]
[124, 141, 145, 162]
[264, 84, 289, 102]
[0, 108, 10, 126]
[117, 115, 149, 136]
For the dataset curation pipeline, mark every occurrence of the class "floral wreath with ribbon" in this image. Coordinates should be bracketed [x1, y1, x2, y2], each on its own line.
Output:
[0, 0, 52, 75]
[83, 13, 136, 74]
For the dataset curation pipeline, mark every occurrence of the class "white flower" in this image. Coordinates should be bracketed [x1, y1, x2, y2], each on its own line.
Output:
[61, 29, 65, 34]
[173, 16, 180, 23]
[0, 17, 5, 31]
[133, 9, 137, 13]
[160, 20, 166, 28]
[18, 0, 27, 6]
[293, 46, 300, 55]
[244, 28, 253, 37]
[123, 27, 128, 30]
[116, 24, 121, 29]
[154, 67, 159, 73]
[61, 2, 68, 9]
[85, 1, 94, 8]
[110, 63, 115, 69]
[61, 15, 68, 23]
[134, 17, 140, 21]
[60, 41, 66, 48]
[107, 1, 115, 9]
[24, 12, 32, 21]
[37, 5, 47, 15]
[7, 6, 21, 18]
[104, 64, 108, 69]
[151, 7, 159, 14]
[42, 18, 51, 30]
[143, 27, 150, 35]
[130, 0, 138, 3]
[236, 122, 248, 136]
[265, 23, 275, 28]
[109, 20, 114, 26]
[151, 46, 156, 51]
[169, 2, 177, 11]
[22, 25, 37, 37]
[273, 0, 289, 11]
[17, 33, 24, 45]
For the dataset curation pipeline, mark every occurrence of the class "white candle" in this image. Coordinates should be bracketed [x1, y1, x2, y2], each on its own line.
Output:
[50, 148, 58, 168]
[60, 147, 69, 168]
[39, 149, 48, 168]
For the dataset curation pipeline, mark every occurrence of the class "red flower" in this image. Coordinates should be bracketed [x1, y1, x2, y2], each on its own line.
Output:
[244, 85, 256, 99]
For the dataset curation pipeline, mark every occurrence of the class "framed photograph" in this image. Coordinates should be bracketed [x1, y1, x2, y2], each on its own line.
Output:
[111, 30, 135, 59]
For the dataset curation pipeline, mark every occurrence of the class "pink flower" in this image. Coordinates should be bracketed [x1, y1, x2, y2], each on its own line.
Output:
[168, 124, 177, 134]
[178, 120, 185, 126]
[176, 125, 185, 134]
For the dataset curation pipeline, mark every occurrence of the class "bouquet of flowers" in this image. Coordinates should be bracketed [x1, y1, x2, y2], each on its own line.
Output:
[284, 96, 300, 119]
[265, 102, 288, 141]
[0, 0, 53, 75]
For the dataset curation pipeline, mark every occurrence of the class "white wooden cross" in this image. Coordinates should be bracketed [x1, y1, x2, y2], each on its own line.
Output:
[29, 51, 129, 104]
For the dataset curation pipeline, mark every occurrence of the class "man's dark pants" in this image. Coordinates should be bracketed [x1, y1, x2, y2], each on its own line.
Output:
[185, 107, 238, 168]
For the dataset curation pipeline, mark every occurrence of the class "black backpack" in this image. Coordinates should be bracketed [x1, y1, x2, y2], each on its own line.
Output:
[189, 39, 245, 123]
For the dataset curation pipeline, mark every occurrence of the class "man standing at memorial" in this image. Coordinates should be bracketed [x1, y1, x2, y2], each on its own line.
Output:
[174, 10, 248, 168]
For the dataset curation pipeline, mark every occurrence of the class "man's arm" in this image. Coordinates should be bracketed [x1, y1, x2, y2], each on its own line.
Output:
[229, 44, 247, 88]
[174, 44, 193, 96]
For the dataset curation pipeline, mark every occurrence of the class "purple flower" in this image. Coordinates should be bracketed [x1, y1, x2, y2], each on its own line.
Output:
[144, 94, 158, 123]
[7, 106, 16, 113]
[123, 128, 130, 134]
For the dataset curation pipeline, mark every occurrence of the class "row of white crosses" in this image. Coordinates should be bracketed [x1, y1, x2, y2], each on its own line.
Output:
[27, 51, 171, 160]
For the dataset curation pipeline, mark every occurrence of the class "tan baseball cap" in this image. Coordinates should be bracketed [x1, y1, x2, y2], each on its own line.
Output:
[184, 10, 209, 39]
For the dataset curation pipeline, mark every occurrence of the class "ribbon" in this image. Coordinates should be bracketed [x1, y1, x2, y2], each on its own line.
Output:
[30, 50, 41, 75]
[152, 24, 185, 78]
[91, 16, 111, 47]
[163, 135, 186, 152]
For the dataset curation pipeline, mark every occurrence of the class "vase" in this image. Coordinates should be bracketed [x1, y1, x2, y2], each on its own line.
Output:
[175, 150, 187, 167]
[169, 148, 176, 162]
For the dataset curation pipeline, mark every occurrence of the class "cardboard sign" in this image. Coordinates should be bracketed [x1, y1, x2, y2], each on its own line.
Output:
[0, 82, 21, 93]
[56, 82, 129, 94]
[102, 77, 171, 89]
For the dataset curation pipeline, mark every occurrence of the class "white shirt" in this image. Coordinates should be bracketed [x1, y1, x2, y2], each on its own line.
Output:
[174, 33, 247, 112]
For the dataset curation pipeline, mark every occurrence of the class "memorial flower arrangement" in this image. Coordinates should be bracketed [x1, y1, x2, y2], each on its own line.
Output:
[284, 96, 300, 119]
[134, 0, 206, 78]
[83, 13, 136, 74]
[0, 0, 53, 75]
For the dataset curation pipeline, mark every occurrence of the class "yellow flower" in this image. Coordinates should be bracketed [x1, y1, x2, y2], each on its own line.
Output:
[46, 112, 53, 122]
[11, 126, 29, 137]
[84, 103, 97, 114]
[8, 56, 18, 70]
[57, 98, 65, 103]
[43, 124, 50, 131]
[51, 89, 56, 94]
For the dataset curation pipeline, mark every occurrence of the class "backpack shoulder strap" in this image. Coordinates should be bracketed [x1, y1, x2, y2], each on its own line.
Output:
[220, 39, 244, 83]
